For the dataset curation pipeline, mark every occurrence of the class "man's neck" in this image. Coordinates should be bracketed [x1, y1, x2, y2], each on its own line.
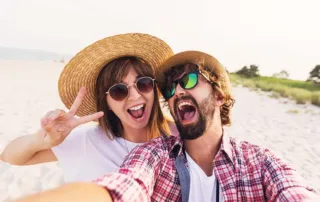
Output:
[183, 125, 223, 176]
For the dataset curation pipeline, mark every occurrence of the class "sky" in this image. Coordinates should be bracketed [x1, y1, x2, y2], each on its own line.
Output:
[1, 0, 320, 80]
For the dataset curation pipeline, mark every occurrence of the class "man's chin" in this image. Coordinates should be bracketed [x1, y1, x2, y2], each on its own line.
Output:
[175, 114, 206, 140]
[180, 132, 204, 140]
[176, 123, 202, 140]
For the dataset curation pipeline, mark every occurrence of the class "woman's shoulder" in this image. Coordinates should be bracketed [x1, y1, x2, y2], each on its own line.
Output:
[69, 123, 101, 136]
[65, 124, 109, 144]
[51, 124, 102, 159]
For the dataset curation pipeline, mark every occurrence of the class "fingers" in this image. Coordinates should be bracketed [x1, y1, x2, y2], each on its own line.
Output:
[68, 87, 86, 116]
[41, 109, 65, 132]
[41, 111, 54, 129]
[48, 109, 65, 121]
[75, 111, 104, 126]
[41, 116, 53, 132]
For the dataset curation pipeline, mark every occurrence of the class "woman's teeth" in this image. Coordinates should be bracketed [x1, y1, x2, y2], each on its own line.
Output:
[129, 104, 144, 111]
[128, 104, 145, 119]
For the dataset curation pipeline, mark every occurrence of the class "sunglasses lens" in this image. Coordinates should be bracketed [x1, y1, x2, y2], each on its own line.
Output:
[109, 84, 128, 101]
[137, 77, 154, 93]
[163, 82, 176, 99]
[181, 73, 198, 89]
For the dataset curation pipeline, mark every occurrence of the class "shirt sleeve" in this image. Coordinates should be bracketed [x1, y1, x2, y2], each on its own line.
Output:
[51, 126, 86, 164]
[262, 149, 316, 202]
[94, 142, 164, 202]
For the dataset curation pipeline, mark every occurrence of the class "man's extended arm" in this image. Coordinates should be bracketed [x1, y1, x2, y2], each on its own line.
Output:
[14, 139, 165, 202]
[14, 182, 112, 202]
[262, 149, 319, 201]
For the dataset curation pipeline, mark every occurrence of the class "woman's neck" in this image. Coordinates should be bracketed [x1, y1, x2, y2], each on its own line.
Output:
[122, 126, 149, 143]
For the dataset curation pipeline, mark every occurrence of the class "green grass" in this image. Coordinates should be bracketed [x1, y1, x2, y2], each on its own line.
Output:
[311, 92, 320, 106]
[269, 92, 281, 99]
[251, 76, 319, 91]
[229, 73, 320, 106]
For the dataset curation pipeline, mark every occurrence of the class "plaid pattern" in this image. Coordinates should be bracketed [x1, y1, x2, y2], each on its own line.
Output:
[95, 134, 314, 202]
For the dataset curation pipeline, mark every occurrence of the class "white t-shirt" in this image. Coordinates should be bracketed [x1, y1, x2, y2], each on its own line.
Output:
[186, 152, 223, 202]
[51, 125, 143, 183]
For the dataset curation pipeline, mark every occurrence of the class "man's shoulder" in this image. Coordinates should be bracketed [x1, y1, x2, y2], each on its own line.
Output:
[229, 137, 272, 166]
[230, 137, 266, 152]
[230, 137, 302, 174]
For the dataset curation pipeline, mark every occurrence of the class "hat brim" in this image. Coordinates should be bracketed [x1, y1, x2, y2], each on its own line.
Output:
[58, 33, 173, 117]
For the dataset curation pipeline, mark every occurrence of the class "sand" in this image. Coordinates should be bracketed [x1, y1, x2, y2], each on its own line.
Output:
[0, 60, 319, 201]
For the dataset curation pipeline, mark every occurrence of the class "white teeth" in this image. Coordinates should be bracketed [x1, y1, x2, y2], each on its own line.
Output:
[178, 102, 192, 109]
[129, 104, 144, 111]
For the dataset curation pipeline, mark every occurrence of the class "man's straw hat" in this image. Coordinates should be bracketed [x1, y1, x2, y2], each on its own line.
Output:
[156, 50, 231, 97]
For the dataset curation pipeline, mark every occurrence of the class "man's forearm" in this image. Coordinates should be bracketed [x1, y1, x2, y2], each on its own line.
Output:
[14, 182, 113, 202]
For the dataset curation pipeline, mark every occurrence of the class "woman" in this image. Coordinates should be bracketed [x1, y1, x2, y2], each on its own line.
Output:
[0, 33, 176, 182]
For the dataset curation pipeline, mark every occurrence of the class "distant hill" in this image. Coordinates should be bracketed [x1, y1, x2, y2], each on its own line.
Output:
[0, 46, 72, 61]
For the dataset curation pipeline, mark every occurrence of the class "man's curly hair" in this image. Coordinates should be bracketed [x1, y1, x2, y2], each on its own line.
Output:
[162, 60, 235, 126]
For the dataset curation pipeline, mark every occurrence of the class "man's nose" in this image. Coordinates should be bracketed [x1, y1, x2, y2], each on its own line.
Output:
[174, 83, 186, 97]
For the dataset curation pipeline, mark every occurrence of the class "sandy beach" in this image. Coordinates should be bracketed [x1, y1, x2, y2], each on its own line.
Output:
[0, 60, 319, 201]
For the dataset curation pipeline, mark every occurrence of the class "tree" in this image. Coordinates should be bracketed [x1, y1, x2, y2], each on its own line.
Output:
[249, 65, 259, 77]
[272, 70, 290, 79]
[235, 64, 260, 78]
[307, 65, 320, 83]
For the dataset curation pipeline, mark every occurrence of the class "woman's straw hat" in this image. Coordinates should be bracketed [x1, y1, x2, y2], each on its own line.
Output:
[58, 33, 173, 117]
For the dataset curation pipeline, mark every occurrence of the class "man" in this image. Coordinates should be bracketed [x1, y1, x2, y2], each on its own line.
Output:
[15, 51, 317, 202]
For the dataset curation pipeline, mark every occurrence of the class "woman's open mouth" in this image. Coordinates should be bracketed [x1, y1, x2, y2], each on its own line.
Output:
[127, 104, 146, 119]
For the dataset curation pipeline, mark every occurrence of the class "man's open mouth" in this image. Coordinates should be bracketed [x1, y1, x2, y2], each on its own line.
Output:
[177, 101, 198, 124]
[127, 104, 146, 119]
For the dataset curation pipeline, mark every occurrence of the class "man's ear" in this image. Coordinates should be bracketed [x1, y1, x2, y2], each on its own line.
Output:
[214, 92, 224, 107]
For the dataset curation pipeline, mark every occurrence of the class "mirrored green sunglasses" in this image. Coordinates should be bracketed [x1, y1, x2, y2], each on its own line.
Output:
[162, 68, 212, 99]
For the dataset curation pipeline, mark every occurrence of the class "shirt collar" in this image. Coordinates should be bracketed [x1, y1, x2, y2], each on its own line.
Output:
[219, 132, 234, 165]
[169, 131, 235, 165]
[169, 135, 183, 158]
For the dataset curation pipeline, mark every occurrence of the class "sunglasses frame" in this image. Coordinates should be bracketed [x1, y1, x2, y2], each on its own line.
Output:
[105, 76, 155, 101]
[163, 68, 213, 99]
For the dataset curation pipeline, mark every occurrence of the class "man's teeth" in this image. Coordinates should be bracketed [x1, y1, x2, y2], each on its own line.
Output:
[178, 102, 192, 109]
[129, 104, 144, 111]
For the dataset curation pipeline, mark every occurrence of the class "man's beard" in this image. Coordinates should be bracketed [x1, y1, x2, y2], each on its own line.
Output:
[171, 93, 215, 140]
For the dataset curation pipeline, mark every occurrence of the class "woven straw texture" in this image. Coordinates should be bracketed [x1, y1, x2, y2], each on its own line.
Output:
[58, 33, 173, 117]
